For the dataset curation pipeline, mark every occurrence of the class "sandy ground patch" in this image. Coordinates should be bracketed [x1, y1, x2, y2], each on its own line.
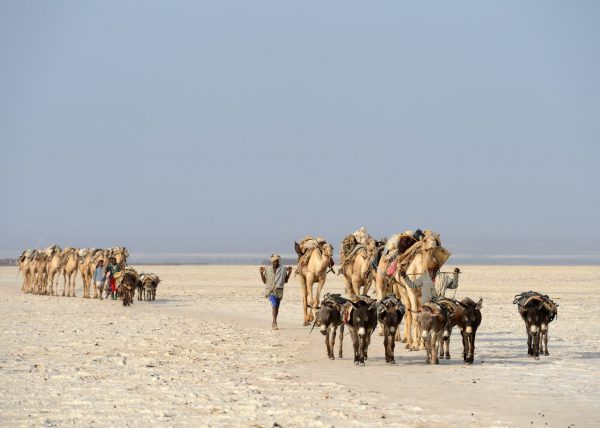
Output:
[1, 265, 599, 427]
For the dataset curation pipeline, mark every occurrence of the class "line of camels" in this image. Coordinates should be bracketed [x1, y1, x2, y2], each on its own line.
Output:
[17, 246, 129, 299]
[295, 228, 450, 350]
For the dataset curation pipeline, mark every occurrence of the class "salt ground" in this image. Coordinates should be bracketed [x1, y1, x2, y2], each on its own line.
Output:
[1, 265, 599, 427]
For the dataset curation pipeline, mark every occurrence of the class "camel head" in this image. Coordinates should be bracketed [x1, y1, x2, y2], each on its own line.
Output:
[322, 243, 333, 258]
[422, 232, 441, 251]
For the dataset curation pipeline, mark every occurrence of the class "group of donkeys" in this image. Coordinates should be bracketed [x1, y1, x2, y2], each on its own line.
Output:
[311, 290, 558, 366]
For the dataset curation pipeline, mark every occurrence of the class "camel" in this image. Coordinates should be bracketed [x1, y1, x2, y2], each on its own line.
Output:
[78, 248, 108, 298]
[295, 240, 334, 326]
[374, 232, 418, 340]
[61, 247, 79, 297]
[18, 249, 36, 293]
[394, 232, 447, 350]
[108, 246, 129, 266]
[44, 245, 63, 296]
[31, 251, 49, 295]
[340, 238, 376, 298]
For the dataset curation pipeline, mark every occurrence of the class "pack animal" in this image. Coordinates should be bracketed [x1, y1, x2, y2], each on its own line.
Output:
[455, 298, 482, 364]
[310, 294, 346, 360]
[138, 273, 160, 301]
[377, 295, 405, 363]
[435, 297, 459, 360]
[116, 269, 141, 307]
[346, 297, 378, 366]
[415, 302, 448, 364]
[515, 292, 558, 359]
[295, 238, 334, 325]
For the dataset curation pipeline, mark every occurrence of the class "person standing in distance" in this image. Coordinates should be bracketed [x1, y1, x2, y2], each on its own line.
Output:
[260, 254, 292, 330]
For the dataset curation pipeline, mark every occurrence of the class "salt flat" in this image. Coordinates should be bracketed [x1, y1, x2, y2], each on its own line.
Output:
[1, 265, 599, 427]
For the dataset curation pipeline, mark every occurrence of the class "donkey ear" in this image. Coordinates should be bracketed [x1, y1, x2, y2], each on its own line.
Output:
[475, 298, 483, 310]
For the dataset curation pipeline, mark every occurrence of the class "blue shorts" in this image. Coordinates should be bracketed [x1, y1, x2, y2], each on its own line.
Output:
[268, 295, 281, 308]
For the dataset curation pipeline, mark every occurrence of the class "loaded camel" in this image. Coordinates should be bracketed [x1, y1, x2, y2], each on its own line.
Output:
[339, 236, 377, 298]
[61, 247, 79, 297]
[295, 237, 334, 325]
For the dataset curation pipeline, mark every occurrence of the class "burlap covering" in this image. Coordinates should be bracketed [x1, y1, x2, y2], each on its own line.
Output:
[295, 236, 330, 271]
[140, 272, 160, 284]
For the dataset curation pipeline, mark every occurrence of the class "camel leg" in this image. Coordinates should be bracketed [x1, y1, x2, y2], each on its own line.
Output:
[62, 272, 67, 296]
[351, 273, 361, 297]
[405, 291, 419, 350]
[343, 276, 354, 298]
[315, 276, 325, 312]
[299, 276, 310, 326]
[72, 273, 77, 297]
[305, 273, 315, 323]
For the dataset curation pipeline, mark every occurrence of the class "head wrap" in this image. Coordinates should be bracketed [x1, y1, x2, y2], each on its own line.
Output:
[270, 254, 281, 262]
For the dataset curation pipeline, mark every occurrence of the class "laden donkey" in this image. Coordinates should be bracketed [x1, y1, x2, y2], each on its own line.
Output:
[346, 296, 378, 366]
[437, 297, 482, 363]
[415, 301, 448, 364]
[310, 293, 346, 360]
[295, 239, 334, 325]
[115, 268, 141, 307]
[138, 273, 160, 301]
[514, 292, 558, 359]
[377, 294, 405, 364]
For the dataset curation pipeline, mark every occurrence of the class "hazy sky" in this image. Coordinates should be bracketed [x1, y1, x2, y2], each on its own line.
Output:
[1, 1, 599, 258]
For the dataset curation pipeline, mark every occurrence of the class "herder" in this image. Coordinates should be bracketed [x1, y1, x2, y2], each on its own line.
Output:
[260, 254, 292, 330]
[399, 267, 461, 304]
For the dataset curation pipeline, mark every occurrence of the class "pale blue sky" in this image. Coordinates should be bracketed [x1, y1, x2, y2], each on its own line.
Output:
[1, 1, 599, 259]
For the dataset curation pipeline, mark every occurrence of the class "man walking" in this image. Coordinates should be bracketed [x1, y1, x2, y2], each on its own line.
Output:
[260, 254, 292, 330]
[93, 259, 107, 300]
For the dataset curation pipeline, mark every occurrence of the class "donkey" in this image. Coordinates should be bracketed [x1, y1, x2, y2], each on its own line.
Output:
[416, 302, 448, 364]
[346, 296, 378, 366]
[310, 293, 346, 360]
[435, 297, 460, 360]
[377, 295, 405, 364]
[139, 273, 160, 301]
[515, 292, 558, 359]
[454, 297, 483, 364]
[117, 269, 141, 307]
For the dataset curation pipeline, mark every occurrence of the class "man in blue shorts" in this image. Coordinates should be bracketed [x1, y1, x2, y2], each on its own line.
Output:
[260, 254, 292, 330]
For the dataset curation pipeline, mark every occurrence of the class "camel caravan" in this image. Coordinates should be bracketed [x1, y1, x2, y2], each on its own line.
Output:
[296, 227, 558, 366]
[17, 245, 160, 307]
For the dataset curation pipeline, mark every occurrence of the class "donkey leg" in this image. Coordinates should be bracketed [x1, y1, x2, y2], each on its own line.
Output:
[468, 331, 476, 363]
[325, 330, 332, 359]
[338, 324, 344, 359]
[541, 324, 549, 356]
[329, 327, 336, 360]
[384, 334, 390, 363]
